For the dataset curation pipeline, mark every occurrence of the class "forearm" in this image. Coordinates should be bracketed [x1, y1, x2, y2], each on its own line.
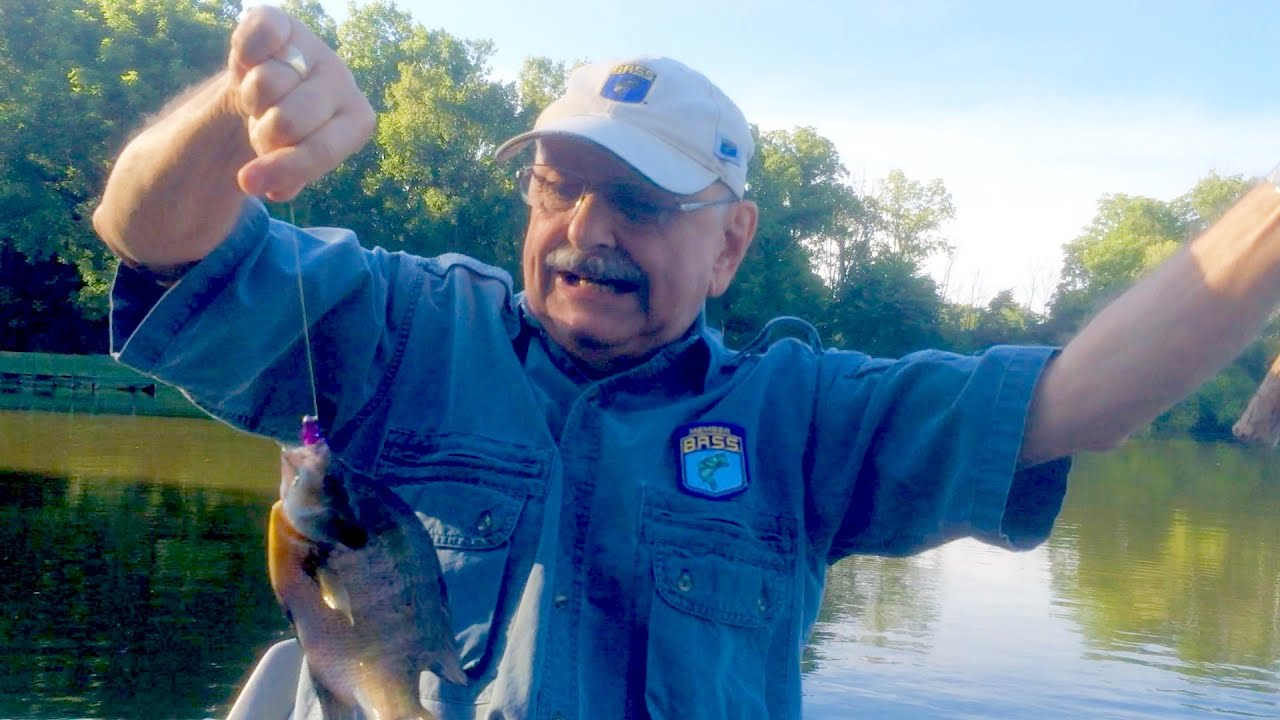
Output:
[1022, 181, 1280, 464]
[93, 72, 254, 269]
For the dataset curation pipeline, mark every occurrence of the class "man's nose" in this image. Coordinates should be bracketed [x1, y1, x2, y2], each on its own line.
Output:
[566, 192, 618, 249]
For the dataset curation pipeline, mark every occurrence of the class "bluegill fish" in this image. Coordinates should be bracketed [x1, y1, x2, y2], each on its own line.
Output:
[269, 427, 466, 720]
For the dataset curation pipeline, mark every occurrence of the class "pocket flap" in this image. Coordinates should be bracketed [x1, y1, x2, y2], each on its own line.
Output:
[405, 481, 524, 550]
[652, 544, 785, 628]
[380, 430, 549, 497]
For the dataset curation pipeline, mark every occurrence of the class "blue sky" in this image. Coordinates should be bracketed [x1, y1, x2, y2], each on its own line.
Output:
[305, 0, 1280, 308]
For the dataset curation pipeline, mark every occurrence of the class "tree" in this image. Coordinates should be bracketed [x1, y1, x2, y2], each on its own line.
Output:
[967, 289, 1036, 349]
[515, 56, 572, 126]
[1047, 176, 1253, 341]
[1047, 193, 1184, 343]
[1176, 173, 1252, 238]
[709, 127, 839, 345]
[870, 169, 955, 265]
[286, 3, 530, 273]
[829, 255, 943, 357]
[0, 0, 231, 343]
[372, 31, 525, 268]
[752, 127, 865, 292]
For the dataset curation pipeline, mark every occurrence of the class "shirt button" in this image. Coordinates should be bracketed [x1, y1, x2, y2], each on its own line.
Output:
[475, 510, 493, 532]
[554, 593, 568, 608]
[758, 595, 769, 613]
[552, 713, 566, 720]
[676, 570, 693, 592]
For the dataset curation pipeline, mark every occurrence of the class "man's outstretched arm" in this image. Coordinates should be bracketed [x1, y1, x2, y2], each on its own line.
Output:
[1021, 179, 1280, 465]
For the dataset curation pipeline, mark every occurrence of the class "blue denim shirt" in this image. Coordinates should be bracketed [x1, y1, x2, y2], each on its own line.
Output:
[110, 199, 1070, 719]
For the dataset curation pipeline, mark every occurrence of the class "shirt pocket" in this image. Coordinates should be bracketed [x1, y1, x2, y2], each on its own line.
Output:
[375, 430, 549, 704]
[642, 502, 797, 720]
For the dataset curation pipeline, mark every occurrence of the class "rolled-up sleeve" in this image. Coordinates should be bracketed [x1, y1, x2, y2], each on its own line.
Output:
[109, 198, 411, 442]
[809, 345, 1071, 562]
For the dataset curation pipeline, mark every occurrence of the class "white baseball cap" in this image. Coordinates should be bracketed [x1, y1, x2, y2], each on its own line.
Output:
[495, 56, 754, 198]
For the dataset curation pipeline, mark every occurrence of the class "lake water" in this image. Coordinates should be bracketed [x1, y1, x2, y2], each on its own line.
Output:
[1, 409, 1277, 719]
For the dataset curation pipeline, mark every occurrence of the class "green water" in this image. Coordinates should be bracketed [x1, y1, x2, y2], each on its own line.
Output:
[1, 410, 1277, 718]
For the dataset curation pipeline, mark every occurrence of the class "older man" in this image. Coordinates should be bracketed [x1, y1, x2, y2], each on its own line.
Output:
[93, 7, 1280, 720]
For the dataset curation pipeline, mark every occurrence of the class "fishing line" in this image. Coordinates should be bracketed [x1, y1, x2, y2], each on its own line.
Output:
[290, 203, 320, 420]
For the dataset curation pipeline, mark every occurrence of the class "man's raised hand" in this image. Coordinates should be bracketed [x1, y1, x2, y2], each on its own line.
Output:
[227, 6, 375, 202]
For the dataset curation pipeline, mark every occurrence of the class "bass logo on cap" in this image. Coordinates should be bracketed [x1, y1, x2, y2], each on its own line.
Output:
[674, 423, 748, 499]
[715, 134, 741, 165]
[601, 63, 657, 103]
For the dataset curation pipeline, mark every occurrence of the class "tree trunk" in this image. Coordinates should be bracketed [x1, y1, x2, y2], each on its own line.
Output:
[1233, 353, 1280, 446]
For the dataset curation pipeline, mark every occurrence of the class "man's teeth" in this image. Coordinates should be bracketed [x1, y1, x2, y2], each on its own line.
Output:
[563, 272, 626, 291]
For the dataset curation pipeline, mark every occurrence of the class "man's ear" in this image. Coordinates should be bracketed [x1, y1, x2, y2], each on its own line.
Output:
[708, 200, 758, 298]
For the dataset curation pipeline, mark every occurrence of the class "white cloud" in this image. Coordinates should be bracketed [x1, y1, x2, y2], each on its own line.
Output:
[748, 94, 1280, 309]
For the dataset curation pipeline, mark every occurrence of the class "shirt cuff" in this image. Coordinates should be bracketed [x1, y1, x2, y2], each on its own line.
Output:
[109, 198, 270, 368]
[968, 345, 1072, 549]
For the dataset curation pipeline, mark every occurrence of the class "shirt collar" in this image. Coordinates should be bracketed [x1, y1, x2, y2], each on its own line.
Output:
[514, 293, 718, 395]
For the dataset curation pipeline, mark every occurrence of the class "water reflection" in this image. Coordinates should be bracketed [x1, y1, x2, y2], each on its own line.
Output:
[1049, 441, 1280, 695]
[0, 411, 285, 719]
[803, 441, 1280, 719]
[3, 412, 1279, 718]
[803, 554, 942, 675]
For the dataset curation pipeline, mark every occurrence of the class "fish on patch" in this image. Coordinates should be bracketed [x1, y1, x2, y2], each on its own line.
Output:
[269, 416, 466, 719]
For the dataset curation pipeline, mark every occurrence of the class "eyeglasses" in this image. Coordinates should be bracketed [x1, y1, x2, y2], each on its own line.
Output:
[516, 165, 737, 229]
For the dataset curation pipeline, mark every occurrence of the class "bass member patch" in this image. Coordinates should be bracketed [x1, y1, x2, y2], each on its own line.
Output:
[674, 423, 749, 499]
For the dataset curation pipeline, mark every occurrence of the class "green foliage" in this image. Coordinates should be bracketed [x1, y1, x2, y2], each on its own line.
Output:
[0, 245, 106, 352]
[870, 169, 955, 264]
[373, 31, 525, 267]
[282, 0, 339, 47]
[719, 126, 958, 355]
[828, 255, 943, 357]
[515, 56, 572, 124]
[0, 0, 232, 322]
[276, 1, 531, 269]
[713, 127, 845, 344]
[1152, 364, 1256, 441]
[1061, 194, 1182, 294]
[1177, 173, 1252, 236]
[962, 289, 1040, 350]
[2, 0, 1270, 443]
[1049, 174, 1252, 337]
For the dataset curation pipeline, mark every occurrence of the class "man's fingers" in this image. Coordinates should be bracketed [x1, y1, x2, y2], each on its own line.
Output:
[238, 107, 375, 198]
[229, 6, 295, 73]
[227, 6, 374, 199]
[244, 72, 337, 152]
[237, 55, 306, 119]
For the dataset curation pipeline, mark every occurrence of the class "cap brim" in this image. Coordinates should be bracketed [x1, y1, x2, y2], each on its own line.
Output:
[494, 115, 718, 196]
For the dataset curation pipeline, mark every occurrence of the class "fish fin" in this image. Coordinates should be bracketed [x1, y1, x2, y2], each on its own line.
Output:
[312, 671, 359, 720]
[430, 651, 468, 686]
[351, 685, 377, 719]
[316, 566, 355, 625]
[352, 663, 435, 720]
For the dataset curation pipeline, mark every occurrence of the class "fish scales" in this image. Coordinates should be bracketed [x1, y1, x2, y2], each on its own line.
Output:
[269, 438, 466, 720]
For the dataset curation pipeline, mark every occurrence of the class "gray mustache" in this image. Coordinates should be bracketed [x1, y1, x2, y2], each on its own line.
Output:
[544, 246, 645, 286]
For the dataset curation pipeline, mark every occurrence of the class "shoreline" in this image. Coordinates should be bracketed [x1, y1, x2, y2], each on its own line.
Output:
[0, 351, 204, 418]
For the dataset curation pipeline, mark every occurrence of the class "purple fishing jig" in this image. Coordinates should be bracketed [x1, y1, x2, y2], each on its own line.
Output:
[300, 415, 323, 446]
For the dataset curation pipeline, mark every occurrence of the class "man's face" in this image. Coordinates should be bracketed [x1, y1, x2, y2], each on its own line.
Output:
[521, 138, 757, 373]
